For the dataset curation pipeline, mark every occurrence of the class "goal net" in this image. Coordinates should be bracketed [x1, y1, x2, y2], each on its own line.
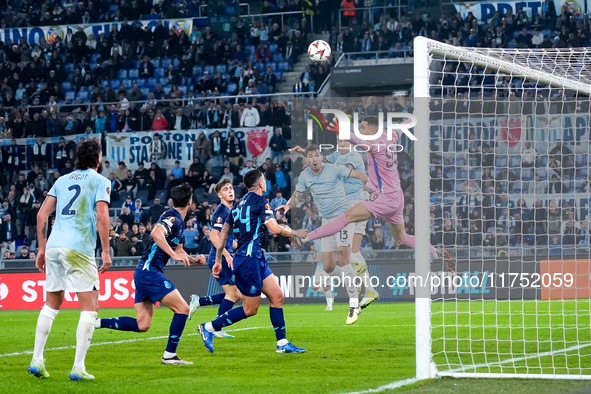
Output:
[413, 37, 591, 380]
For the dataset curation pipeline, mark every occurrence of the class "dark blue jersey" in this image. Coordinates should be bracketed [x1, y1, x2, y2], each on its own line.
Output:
[226, 192, 275, 258]
[138, 208, 185, 272]
[209, 203, 234, 261]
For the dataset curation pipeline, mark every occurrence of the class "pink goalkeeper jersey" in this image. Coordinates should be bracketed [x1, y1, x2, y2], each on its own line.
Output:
[348, 131, 401, 195]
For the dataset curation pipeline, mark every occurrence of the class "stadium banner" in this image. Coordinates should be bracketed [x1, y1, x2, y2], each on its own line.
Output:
[105, 127, 273, 170]
[453, 0, 576, 20]
[430, 115, 526, 155]
[1, 133, 100, 172]
[533, 114, 590, 154]
[0, 257, 546, 310]
[0, 18, 192, 46]
[0, 270, 135, 310]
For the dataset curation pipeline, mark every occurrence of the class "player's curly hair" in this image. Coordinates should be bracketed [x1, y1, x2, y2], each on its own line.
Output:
[214, 178, 233, 195]
[75, 140, 101, 170]
[243, 169, 264, 189]
[170, 184, 193, 208]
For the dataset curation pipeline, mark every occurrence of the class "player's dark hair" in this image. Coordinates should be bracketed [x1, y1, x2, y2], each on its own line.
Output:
[363, 116, 379, 127]
[75, 140, 101, 170]
[305, 145, 319, 156]
[215, 178, 233, 195]
[170, 184, 193, 208]
[243, 169, 264, 189]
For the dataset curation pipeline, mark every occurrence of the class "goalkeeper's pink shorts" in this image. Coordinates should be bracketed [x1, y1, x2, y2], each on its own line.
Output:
[361, 188, 404, 226]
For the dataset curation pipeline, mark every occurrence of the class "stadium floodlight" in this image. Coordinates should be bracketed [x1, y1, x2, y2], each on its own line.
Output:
[414, 36, 591, 380]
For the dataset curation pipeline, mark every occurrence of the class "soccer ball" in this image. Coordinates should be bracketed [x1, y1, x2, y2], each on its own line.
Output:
[308, 40, 331, 63]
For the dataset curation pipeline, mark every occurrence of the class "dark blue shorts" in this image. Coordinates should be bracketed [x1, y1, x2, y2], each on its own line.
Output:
[133, 268, 176, 304]
[233, 254, 273, 297]
[207, 253, 235, 286]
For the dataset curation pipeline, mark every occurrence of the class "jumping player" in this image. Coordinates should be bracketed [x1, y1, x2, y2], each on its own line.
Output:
[291, 116, 453, 270]
[198, 169, 307, 353]
[95, 184, 206, 365]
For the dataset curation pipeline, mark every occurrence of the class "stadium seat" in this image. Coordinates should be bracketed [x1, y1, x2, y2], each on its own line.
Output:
[208, 193, 221, 204]
[91, 53, 101, 63]
[136, 189, 149, 206]
[122, 79, 132, 90]
[255, 63, 265, 73]
[61, 81, 72, 92]
[178, 85, 187, 94]
[273, 53, 283, 62]
[129, 69, 139, 79]
[163, 86, 171, 95]
[135, 79, 146, 88]
[193, 65, 202, 76]
[159, 78, 168, 86]
[193, 188, 205, 203]
[140, 87, 149, 98]
[118, 191, 132, 203]
[510, 155, 521, 167]
[147, 78, 158, 88]
[226, 83, 237, 93]
[278, 61, 289, 72]
[216, 64, 227, 74]
[110, 79, 120, 89]
[154, 68, 165, 78]
[150, 59, 160, 69]
[226, 5, 236, 14]
[495, 156, 508, 167]
[211, 166, 224, 181]
[265, 62, 276, 71]
[77, 91, 89, 101]
[173, 58, 181, 68]
[65, 91, 75, 101]
[161, 58, 172, 69]
[117, 69, 128, 79]
[155, 189, 168, 202]
[101, 80, 108, 89]
[65, 63, 74, 73]
[269, 43, 278, 53]
[204, 65, 215, 75]
[245, 45, 255, 56]
[274, 71, 283, 81]
[89, 62, 98, 71]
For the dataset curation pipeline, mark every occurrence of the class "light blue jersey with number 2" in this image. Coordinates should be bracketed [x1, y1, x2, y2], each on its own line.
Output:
[46, 169, 111, 257]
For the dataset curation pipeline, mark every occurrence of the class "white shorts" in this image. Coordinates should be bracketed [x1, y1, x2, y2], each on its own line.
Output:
[45, 248, 100, 293]
[320, 217, 355, 253]
[350, 199, 368, 236]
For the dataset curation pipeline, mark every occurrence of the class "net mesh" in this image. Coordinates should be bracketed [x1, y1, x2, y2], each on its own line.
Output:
[424, 41, 591, 377]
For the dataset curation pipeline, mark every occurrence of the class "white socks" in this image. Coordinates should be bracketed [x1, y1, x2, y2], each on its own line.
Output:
[277, 338, 288, 346]
[74, 311, 97, 370]
[163, 351, 176, 359]
[205, 322, 214, 332]
[33, 305, 59, 363]
[340, 264, 359, 308]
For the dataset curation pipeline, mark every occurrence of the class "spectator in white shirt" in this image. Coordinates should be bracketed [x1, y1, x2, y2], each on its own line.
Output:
[240, 102, 260, 127]
[521, 141, 537, 167]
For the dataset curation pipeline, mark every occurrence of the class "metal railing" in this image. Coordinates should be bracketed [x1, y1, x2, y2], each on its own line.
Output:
[338, 4, 410, 30]
[334, 49, 414, 66]
[1, 247, 581, 270]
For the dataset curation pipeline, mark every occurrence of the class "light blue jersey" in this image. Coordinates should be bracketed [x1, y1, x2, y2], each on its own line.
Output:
[46, 169, 111, 257]
[296, 163, 350, 219]
[326, 151, 369, 201]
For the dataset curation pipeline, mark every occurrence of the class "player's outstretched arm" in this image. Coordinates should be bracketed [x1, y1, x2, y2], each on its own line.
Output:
[151, 224, 190, 266]
[97, 201, 112, 274]
[35, 196, 56, 273]
[266, 219, 308, 239]
[214, 222, 232, 277]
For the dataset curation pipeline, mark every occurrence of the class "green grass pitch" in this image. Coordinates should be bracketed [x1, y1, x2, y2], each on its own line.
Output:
[2, 302, 591, 393]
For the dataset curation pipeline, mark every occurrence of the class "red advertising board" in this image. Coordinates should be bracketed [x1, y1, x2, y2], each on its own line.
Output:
[540, 259, 591, 300]
[0, 270, 136, 310]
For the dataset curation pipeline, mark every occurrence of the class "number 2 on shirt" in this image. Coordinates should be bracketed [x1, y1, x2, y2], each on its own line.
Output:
[232, 205, 251, 231]
[61, 184, 81, 216]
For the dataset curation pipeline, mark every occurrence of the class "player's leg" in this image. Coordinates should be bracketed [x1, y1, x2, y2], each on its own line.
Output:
[159, 289, 193, 364]
[219, 284, 241, 316]
[96, 300, 150, 332]
[337, 242, 362, 324]
[306, 202, 373, 242]
[351, 224, 380, 308]
[70, 290, 100, 379]
[189, 292, 226, 318]
[29, 291, 64, 378]
[29, 249, 66, 378]
[312, 263, 334, 311]
[262, 273, 305, 353]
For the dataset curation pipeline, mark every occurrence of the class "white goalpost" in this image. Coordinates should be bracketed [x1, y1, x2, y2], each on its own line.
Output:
[414, 36, 591, 380]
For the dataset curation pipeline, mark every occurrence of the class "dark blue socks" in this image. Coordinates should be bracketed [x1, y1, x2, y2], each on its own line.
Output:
[100, 316, 140, 332]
